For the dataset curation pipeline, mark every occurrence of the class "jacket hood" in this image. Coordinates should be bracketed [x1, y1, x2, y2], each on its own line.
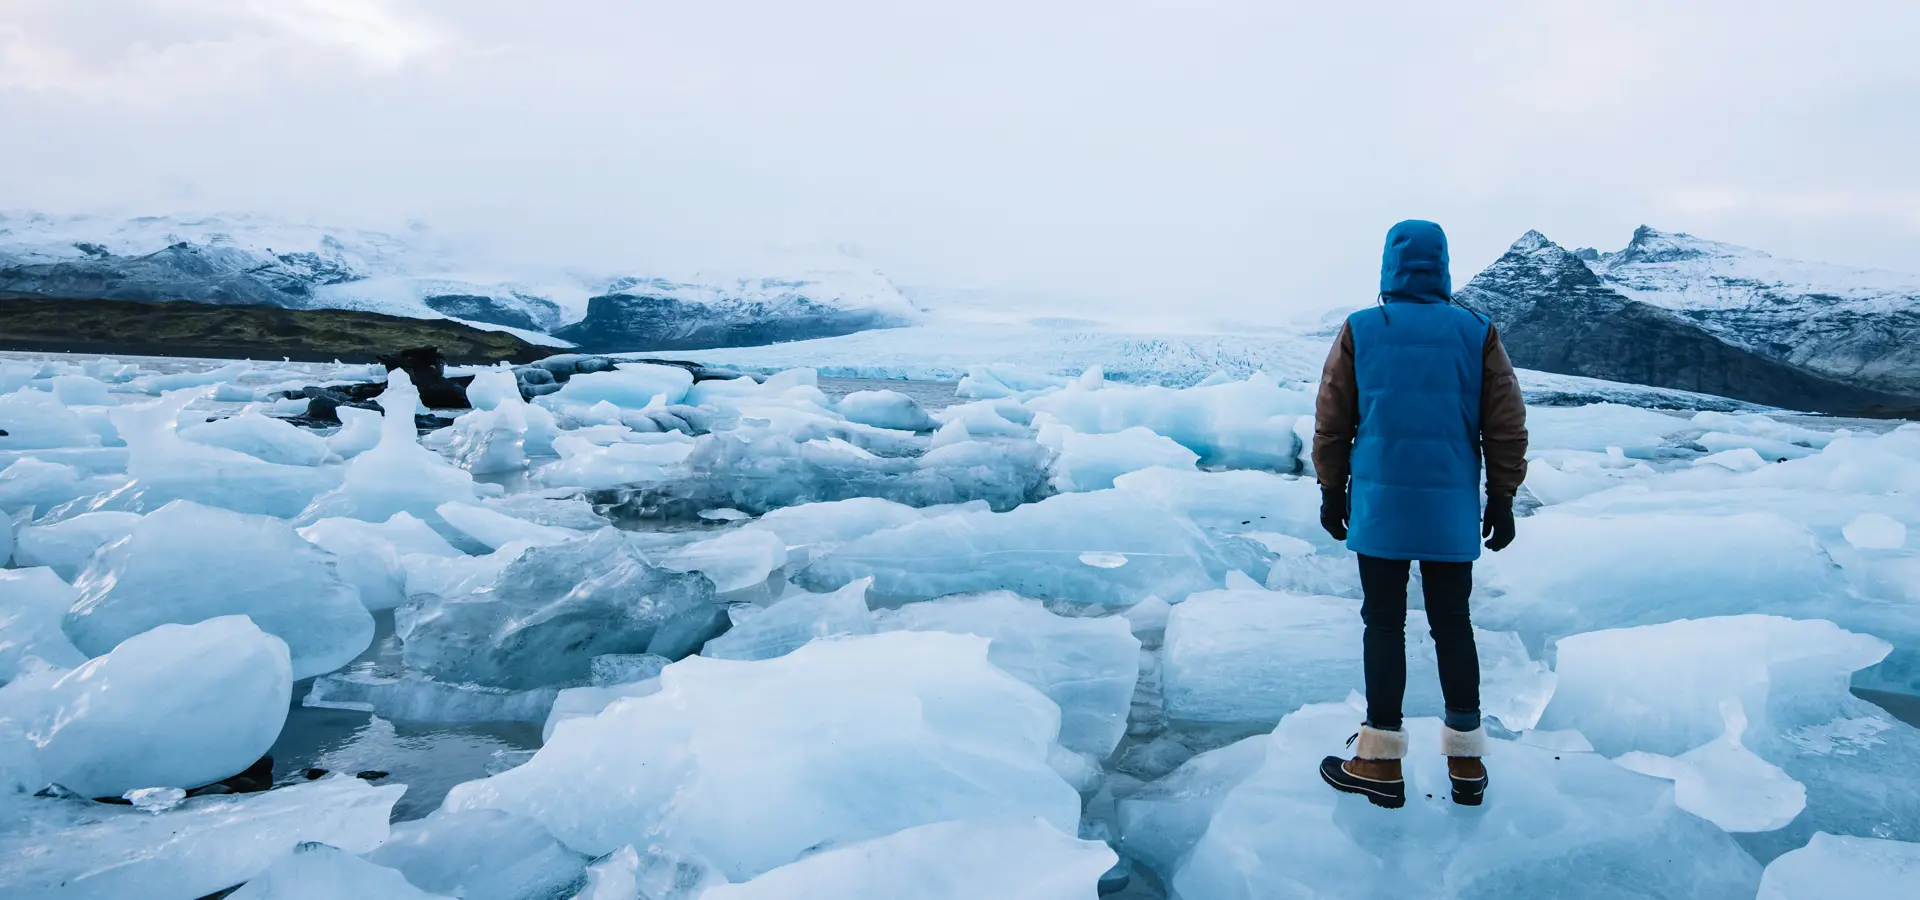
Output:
[1379, 219, 1452, 304]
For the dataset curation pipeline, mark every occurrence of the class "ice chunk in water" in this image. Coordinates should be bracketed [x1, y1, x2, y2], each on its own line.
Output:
[701, 579, 875, 661]
[67, 500, 372, 679]
[535, 432, 695, 490]
[1115, 735, 1268, 877]
[1842, 513, 1907, 550]
[0, 388, 99, 450]
[48, 375, 115, 406]
[0, 457, 126, 515]
[303, 670, 559, 724]
[874, 591, 1140, 757]
[1025, 373, 1309, 470]
[443, 403, 529, 475]
[1695, 446, 1769, 472]
[297, 371, 481, 529]
[129, 361, 251, 394]
[1615, 700, 1807, 832]
[1537, 615, 1920, 860]
[704, 818, 1115, 900]
[743, 496, 960, 567]
[660, 527, 789, 593]
[435, 501, 576, 550]
[11, 510, 142, 580]
[0, 567, 86, 678]
[836, 389, 938, 431]
[1475, 511, 1852, 646]
[0, 777, 401, 900]
[398, 528, 720, 688]
[327, 406, 382, 458]
[443, 631, 1081, 881]
[364, 809, 587, 900]
[602, 430, 1048, 519]
[1525, 402, 1690, 453]
[1037, 421, 1198, 491]
[1160, 588, 1553, 731]
[29, 616, 290, 798]
[299, 513, 463, 611]
[542, 363, 694, 410]
[1757, 833, 1920, 899]
[229, 842, 449, 900]
[1154, 704, 1761, 900]
[180, 412, 333, 467]
[1110, 466, 1329, 548]
[464, 367, 522, 411]
[796, 490, 1240, 607]
[109, 388, 340, 518]
[1539, 615, 1892, 757]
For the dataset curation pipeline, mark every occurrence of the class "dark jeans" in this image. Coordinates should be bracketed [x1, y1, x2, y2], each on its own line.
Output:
[1357, 554, 1481, 732]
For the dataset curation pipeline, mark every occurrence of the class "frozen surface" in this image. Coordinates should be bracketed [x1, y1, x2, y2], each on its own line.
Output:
[443, 631, 1081, 881]
[1538, 615, 1920, 860]
[1038, 421, 1198, 491]
[363, 808, 587, 900]
[874, 591, 1141, 757]
[29, 616, 291, 798]
[180, 411, 334, 467]
[835, 389, 939, 431]
[1615, 700, 1807, 832]
[1161, 588, 1553, 731]
[700, 578, 875, 661]
[398, 528, 719, 688]
[1027, 373, 1309, 470]
[10, 510, 142, 580]
[299, 513, 463, 611]
[109, 388, 341, 517]
[659, 527, 789, 593]
[1474, 511, 1853, 646]
[796, 489, 1242, 607]
[1843, 512, 1907, 550]
[296, 371, 482, 529]
[228, 842, 450, 900]
[704, 818, 1114, 900]
[0, 566, 85, 678]
[1757, 832, 1920, 899]
[1147, 704, 1762, 900]
[540, 363, 694, 410]
[0, 777, 401, 900]
[66, 500, 371, 679]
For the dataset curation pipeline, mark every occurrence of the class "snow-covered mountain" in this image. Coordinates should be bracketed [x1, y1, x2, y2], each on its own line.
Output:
[0, 212, 918, 352]
[1460, 227, 1920, 414]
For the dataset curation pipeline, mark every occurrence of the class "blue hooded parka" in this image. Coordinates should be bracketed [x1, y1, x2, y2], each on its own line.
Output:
[1344, 220, 1489, 562]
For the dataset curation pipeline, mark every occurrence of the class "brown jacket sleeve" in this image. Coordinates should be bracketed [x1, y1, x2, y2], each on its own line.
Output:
[1481, 324, 1529, 497]
[1312, 322, 1357, 490]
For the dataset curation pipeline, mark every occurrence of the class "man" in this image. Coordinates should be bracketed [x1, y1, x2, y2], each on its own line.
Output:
[1311, 219, 1529, 809]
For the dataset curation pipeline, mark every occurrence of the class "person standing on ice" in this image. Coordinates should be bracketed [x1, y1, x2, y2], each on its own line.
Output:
[1310, 219, 1529, 809]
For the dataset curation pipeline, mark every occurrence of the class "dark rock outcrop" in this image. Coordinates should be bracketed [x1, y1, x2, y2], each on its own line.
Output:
[421, 292, 566, 332]
[1458, 232, 1915, 415]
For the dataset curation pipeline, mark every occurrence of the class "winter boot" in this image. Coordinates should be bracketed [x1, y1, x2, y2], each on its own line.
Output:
[1442, 725, 1488, 806]
[1319, 725, 1407, 808]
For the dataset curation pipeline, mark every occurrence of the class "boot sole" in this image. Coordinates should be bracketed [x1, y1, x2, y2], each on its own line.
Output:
[1319, 757, 1405, 809]
[1450, 775, 1487, 806]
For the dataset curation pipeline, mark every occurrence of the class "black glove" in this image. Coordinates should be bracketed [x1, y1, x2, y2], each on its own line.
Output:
[1319, 484, 1348, 541]
[1483, 493, 1516, 551]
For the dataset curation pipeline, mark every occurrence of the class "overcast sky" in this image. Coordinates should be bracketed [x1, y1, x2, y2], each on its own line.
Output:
[2, 1, 1916, 321]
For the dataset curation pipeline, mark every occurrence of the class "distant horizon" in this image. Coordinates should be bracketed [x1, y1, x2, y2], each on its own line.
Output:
[5, 2, 1916, 320]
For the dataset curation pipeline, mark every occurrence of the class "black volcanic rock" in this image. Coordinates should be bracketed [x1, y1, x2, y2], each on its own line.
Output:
[1458, 232, 1915, 415]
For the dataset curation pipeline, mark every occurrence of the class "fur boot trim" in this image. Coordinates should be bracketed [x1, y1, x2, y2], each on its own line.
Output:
[1441, 724, 1487, 758]
[1355, 725, 1408, 760]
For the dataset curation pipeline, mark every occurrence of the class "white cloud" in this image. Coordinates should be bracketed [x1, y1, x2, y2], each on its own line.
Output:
[0, 0, 1915, 319]
[0, 0, 448, 99]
